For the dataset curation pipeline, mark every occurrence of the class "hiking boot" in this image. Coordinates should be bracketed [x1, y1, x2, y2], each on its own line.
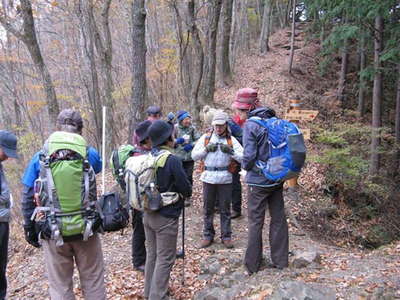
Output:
[265, 258, 286, 270]
[231, 210, 241, 219]
[184, 199, 191, 207]
[199, 239, 213, 248]
[134, 264, 145, 273]
[176, 249, 185, 259]
[222, 239, 234, 249]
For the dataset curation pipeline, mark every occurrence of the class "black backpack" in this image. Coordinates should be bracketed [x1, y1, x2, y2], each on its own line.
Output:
[99, 192, 129, 232]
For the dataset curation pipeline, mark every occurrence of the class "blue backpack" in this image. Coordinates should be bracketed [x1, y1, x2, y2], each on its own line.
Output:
[248, 117, 306, 183]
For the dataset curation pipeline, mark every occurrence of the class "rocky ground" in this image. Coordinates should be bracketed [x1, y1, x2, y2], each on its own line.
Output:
[6, 25, 400, 299]
[7, 169, 400, 299]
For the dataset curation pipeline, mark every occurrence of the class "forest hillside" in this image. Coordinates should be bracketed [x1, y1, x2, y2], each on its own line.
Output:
[5, 21, 400, 300]
[1, 1, 400, 299]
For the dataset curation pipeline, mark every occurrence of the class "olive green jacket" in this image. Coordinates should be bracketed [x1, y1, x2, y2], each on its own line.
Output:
[174, 124, 201, 162]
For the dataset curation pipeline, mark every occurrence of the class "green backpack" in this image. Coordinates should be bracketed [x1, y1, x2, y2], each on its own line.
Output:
[110, 144, 141, 192]
[31, 131, 100, 246]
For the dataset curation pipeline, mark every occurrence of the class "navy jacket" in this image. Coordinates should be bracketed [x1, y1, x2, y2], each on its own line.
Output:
[152, 148, 192, 219]
[228, 120, 243, 145]
[242, 108, 281, 187]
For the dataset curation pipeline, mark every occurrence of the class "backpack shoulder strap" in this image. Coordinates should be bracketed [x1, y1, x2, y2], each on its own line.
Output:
[204, 128, 214, 146]
[226, 133, 233, 146]
[248, 116, 268, 128]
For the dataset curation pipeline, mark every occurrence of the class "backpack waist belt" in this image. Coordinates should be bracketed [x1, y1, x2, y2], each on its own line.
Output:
[205, 166, 229, 171]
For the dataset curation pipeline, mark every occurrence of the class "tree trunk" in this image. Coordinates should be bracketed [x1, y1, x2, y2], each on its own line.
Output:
[129, 0, 147, 140]
[357, 33, 366, 117]
[0, 96, 12, 130]
[219, 0, 233, 86]
[338, 40, 349, 103]
[259, 0, 272, 54]
[77, 0, 103, 148]
[92, 0, 116, 159]
[199, 0, 222, 105]
[230, 0, 238, 71]
[288, 0, 296, 74]
[171, 2, 192, 105]
[369, 16, 383, 177]
[187, 0, 204, 125]
[395, 64, 400, 175]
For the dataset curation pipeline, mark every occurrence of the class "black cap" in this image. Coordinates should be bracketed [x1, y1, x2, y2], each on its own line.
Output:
[57, 109, 84, 132]
[135, 120, 152, 143]
[146, 105, 161, 115]
[0, 130, 18, 158]
[148, 120, 174, 147]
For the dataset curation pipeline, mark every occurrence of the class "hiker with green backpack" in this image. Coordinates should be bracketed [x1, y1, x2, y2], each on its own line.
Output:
[125, 120, 191, 300]
[110, 120, 152, 273]
[21, 109, 106, 300]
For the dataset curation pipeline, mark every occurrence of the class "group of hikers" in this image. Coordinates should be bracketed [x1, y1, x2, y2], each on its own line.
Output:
[0, 87, 306, 300]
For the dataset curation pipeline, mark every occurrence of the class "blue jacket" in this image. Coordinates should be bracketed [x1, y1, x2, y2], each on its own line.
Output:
[242, 108, 281, 187]
[21, 146, 102, 225]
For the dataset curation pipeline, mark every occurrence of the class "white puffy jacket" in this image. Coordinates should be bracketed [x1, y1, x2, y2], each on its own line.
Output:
[191, 132, 243, 184]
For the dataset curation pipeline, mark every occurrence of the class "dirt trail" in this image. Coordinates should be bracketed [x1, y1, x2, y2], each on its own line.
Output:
[7, 27, 400, 299]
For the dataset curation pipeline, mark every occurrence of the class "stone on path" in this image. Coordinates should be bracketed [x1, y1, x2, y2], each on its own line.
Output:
[270, 281, 335, 300]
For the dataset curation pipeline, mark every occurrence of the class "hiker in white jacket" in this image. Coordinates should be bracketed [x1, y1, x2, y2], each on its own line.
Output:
[192, 111, 243, 249]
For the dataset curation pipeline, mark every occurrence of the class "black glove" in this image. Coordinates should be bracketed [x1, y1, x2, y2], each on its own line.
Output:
[220, 144, 233, 155]
[206, 143, 218, 152]
[24, 224, 41, 248]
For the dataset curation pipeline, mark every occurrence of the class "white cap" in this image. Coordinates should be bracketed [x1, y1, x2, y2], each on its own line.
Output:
[212, 111, 229, 125]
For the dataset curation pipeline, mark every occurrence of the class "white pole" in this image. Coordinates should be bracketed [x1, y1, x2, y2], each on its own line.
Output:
[102, 106, 106, 195]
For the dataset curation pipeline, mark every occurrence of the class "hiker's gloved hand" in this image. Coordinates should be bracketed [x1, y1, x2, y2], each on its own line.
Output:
[175, 137, 185, 145]
[24, 223, 41, 248]
[220, 144, 234, 155]
[206, 143, 218, 152]
[183, 144, 193, 152]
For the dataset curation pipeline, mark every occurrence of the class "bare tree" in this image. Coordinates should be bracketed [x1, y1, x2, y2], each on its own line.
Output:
[395, 64, 400, 174]
[92, 0, 116, 157]
[219, 0, 233, 86]
[288, 0, 296, 74]
[357, 33, 367, 117]
[199, 0, 222, 105]
[129, 0, 147, 139]
[370, 15, 383, 176]
[187, 0, 205, 124]
[259, 0, 272, 54]
[0, 0, 60, 127]
[76, 0, 103, 148]
[338, 17, 349, 104]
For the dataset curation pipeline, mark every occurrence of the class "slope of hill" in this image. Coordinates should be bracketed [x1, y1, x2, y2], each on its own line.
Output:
[6, 26, 400, 300]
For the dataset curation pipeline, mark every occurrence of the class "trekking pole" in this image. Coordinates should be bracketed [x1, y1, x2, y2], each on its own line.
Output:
[181, 203, 185, 286]
[102, 106, 106, 194]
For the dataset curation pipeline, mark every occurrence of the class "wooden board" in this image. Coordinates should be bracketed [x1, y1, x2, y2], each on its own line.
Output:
[284, 110, 319, 121]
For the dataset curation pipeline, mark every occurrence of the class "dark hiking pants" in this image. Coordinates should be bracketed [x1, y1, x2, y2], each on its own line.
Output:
[0, 223, 9, 300]
[132, 209, 146, 268]
[203, 182, 232, 241]
[244, 185, 288, 273]
[231, 171, 242, 214]
[182, 161, 194, 185]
